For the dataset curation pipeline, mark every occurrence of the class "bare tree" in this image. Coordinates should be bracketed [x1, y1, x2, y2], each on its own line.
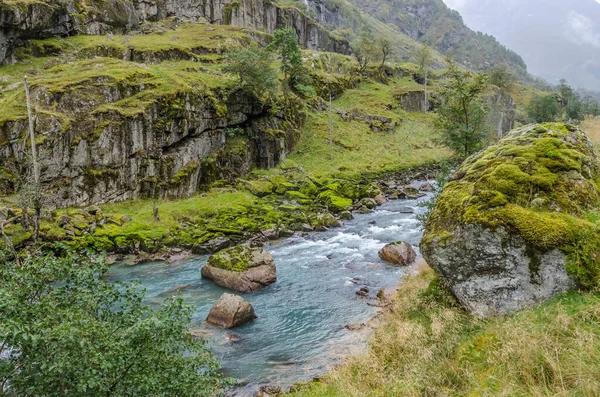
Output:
[24, 76, 42, 242]
[417, 45, 433, 112]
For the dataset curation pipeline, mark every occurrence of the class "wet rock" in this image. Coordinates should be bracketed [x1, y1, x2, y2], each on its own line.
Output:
[206, 293, 257, 329]
[279, 229, 294, 238]
[356, 286, 370, 297]
[188, 329, 210, 339]
[374, 194, 388, 205]
[356, 206, 373, 214]
[420, 182, 434, 192]
[262, 228, 280, 240]
[403, 187, 425, 199]
[345, 323, 366, 331]
[201, 246, 276, 293]
[193, 236, 231, 254]
[378, 241, 417, 266]
[339, 211, 354, 220]
[166, 253, 189, 264]
[398, 206, 415, 214]
[256, 385, 282, 397]
[315, 213, 341, 229]
[302, 224, 314, 232]
[225, 332, 243, 343]
[357, 198, 377, 210]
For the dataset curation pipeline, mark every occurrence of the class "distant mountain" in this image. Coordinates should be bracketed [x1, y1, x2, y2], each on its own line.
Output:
[345, 0, 527, 75]
[442, 0, 600, 90]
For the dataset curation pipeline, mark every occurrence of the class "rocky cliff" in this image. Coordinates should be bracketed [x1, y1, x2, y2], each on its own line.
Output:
[0, 0, 348, 64]
[421, 123, 600, 316]
[0, 24, 309, 207]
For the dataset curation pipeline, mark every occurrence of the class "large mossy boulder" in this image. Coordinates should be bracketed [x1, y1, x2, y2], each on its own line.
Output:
[421, 123, 600, 316]
[201, 246, 276, 293]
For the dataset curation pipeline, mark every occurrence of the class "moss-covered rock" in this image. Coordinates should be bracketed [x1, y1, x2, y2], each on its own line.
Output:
[242, 180, 275, 198]
[421, 123, 600, 316]
[317, 190, 353, 212]
[201, 246, 276, 293]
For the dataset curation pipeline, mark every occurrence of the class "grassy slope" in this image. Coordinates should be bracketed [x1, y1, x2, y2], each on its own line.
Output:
[290, 269, 600, 396]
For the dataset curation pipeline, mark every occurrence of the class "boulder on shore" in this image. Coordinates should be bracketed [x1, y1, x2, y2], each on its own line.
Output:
[378, 241, 417, 265]
[201, 246, 276, 293]
[206, 293, 257, 328]
[421, 123, 600, 317]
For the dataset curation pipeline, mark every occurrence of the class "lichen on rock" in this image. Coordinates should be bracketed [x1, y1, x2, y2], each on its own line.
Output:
[421, 123, 600, 316]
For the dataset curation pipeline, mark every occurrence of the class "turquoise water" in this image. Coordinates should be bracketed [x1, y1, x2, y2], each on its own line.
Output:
[107, 191, 430, 395]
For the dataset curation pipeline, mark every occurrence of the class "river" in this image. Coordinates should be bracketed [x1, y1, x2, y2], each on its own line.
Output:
[107, 186, 431, 395]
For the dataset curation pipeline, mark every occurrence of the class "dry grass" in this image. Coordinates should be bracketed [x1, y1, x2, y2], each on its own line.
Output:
[290, 269, 600, 397]
[582, 117, 600, 149]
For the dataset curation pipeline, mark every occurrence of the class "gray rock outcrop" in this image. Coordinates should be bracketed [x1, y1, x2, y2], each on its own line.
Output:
[201, 246, 276, 292]
[421, 123, 600, 316]
[206, 293, 257, 328]
[0, 0, 349, 65]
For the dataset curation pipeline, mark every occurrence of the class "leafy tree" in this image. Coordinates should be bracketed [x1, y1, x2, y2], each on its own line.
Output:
[0, 249, 230, 396]
[417, 44, 432, 78]
[437, 60, 489, 157]
[527, 95, 562, 123]
[488, 65, 515, 90]
[557, 79, 585, 122]
[351, 29, 379, 74]
[269, 28, 312, 96]
[224, 46, 278, 97]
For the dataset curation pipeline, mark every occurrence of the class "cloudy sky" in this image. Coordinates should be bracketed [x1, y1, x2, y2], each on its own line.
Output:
[441, 0, 600, 91]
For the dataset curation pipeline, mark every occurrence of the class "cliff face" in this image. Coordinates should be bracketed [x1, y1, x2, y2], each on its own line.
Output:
[0, 24, 308, 208]
[0, 0, 348, 64]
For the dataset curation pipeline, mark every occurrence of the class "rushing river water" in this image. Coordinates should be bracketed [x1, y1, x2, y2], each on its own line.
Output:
[107, 187, 431, 395]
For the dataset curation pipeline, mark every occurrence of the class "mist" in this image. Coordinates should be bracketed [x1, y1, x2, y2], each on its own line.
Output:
[442, 0, 600, 90]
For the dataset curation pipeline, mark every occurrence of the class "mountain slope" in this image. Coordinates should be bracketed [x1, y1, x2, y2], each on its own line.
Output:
[345, 0, 527, 74]
[442, 0, 600, 90]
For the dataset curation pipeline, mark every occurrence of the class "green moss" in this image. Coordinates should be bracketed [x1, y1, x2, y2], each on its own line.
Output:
[206, 245, 258, 272]
[317, 190, 353, 212]
[242, 180, 274, 197]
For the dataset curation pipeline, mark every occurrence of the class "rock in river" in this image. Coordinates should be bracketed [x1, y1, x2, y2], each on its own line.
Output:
[201, 246, 277, 293]
[421, 123, 600, 317]
[378, 241, 417, 266]
[206, 293, 257, 329]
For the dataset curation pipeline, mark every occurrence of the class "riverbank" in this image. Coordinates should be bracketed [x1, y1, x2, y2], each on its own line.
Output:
[288, 269, 600, 396]
[106, 188, 435, 396]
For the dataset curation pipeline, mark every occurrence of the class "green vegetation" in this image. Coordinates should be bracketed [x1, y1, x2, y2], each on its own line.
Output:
[527, 94, 562, 123]
[436, 60, 489, 157]
[527, 79, 600, 124]
[223, 45, 278, 98]
[270, 28, 313, 96]
[289, 268, 600, 396]
[207, 245, 262, 272]
[0, 249, 229, 396]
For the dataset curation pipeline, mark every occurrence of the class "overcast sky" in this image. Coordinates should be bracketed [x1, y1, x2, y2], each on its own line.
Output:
[441, 0, 600, 91]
